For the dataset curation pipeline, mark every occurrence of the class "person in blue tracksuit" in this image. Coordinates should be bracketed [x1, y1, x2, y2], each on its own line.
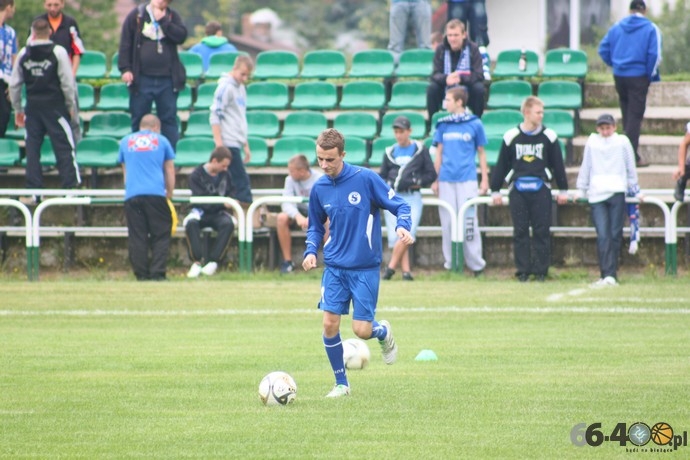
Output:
[302, 128, 413, 398]
[598, 0, 662, 167]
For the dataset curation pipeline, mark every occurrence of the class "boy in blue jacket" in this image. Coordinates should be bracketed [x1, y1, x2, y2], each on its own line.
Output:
[598, 0, 662, 167]
[302, 128, 413, 398]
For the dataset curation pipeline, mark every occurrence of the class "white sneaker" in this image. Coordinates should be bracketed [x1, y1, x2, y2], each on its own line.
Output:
[201, 261, 218, 276]
[378, 320, 398, 365]
[187, 262, 202, 278]
[326, 384, 350, 398]
[603, 276, 618, 286]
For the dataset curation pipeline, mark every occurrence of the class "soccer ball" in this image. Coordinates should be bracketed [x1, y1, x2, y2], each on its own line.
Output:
[258, 371, 297, 406]
[342, 338, 370, 370]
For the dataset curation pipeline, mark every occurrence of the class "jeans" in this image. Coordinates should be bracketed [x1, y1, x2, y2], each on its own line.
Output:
[384, 191, 423, 248]
[228, 147, 253, 204]
[130, 75, 179, 149]
[447, 0, 490, 47]
[387, 0, 432, 60]
[590, 193, 626, 279]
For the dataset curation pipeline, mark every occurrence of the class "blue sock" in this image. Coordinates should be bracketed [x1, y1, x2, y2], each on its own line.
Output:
[323, 333, 348, 386]
[370, 321, 387, 341]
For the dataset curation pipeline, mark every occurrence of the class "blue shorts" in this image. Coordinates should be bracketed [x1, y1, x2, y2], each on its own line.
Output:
[319, 266, 380, 322]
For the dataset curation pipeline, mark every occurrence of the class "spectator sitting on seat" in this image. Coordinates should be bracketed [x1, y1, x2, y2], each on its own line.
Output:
[380, 116, 437, 281]
[277, 154, 323, 274]
[189, 20, 237, 73]
[184, 146, 237, 278]
[427, 19, 485, 120]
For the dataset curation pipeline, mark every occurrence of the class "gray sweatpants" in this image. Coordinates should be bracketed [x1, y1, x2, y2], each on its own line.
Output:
[438, 181, 486, 272]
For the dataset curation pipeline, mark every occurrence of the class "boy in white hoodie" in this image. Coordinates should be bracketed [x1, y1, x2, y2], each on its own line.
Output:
[576, 113, 640, 286]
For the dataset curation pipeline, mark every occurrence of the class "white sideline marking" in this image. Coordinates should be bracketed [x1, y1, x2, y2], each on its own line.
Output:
[1, 306, 690, 316]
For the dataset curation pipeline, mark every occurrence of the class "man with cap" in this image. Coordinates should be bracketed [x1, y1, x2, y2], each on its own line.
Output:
[379, 115, 436, 281]
[576, 113, 640, 286]
[599, 0, 662, 168]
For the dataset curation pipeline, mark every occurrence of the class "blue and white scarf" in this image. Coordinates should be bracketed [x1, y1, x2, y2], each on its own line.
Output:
[443, 45, 471, 88]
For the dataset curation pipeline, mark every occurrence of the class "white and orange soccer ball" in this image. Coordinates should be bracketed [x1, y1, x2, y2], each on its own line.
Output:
[258, 371, 297, 406]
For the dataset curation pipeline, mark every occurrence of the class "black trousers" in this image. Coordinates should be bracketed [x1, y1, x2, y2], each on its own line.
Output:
[185, 212, 235, 263]
[124, 195, 172, 281]
[427, 80, 485, 119]
[0, 80, 11, 137]
[509, 186, 552, 277]
[614, 75, 649, 163]
[24, 105, 80, 188]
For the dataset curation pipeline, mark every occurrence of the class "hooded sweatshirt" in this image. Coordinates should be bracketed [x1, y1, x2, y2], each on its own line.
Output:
[304, 162, 411, 270]
[209, 73, 247, 148]
[189, 36, 237, 72]
[598, 13, 662, 80]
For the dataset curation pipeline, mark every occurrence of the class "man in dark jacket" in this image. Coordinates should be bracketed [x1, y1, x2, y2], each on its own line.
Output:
[379, 116, 437, 281]
[427, 19, 485, 119]
[490, 96, 569, 282]
[118, 0, 187, 149]
[183, 146, 236, 278]
[10, 18, 79, 196]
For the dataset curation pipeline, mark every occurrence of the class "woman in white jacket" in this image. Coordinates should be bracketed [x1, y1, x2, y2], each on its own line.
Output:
[576, 114, 640, 286]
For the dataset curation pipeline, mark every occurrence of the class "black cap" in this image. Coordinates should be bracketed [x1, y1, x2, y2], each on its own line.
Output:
[630, 0, 646, 12]
[392, 116, 411, 130]
[596, 113, 616, 126]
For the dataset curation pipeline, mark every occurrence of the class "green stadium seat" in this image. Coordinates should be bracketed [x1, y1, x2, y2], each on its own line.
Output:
[194, 82, 217, 110]
[349, 49, 395, 78]
[247, 111, 280, 138]
[247, 136, 269, 166]
[87, 112, 132, 139]
[77, 83, 95, 110]
[480, 136, 503, 167]
[344, 136, 367, 165]
[253, 50, 300, 80]
[205, 51, 246, 79]
[543, 110, 575, 138]
[175, 137, 215, 167]
[109, 52, 120, 79]
[537, 80, 582, 109]
[290, 81, 338, 110]
[246, 82, 289, 110]
[184, 110, 211, 137]
[179, 51, 204, 80]
[177, 84, 193, 111]
[299, 50, 346, 79]
[381, 111, 427, 138]
[76, 136, 120, 167]
[339, 81, 386, 110]
[542, 49, 588, 79]
[76, 50, 107, 80]
[395, 48, 434, 78]
[333, 112, 379, 140]
[387, 81, 428, 110]
[271, 136, 317, 166]
[492, 49, 540, 78]
[481, 109, 523, 137]
[281, 111, 328, 138]
[0, 138, 21, 167]
[429, 111, 450, 136]
[486, 80, 532, 110]
[370, 137, 396, 167]
[97, 83, 130, 111]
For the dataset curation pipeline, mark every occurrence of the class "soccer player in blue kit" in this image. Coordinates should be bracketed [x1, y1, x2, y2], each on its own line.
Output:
[302, 128, 414, 398]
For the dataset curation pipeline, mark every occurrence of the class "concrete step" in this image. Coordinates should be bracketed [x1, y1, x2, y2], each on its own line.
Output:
[585, 82, 690, 108]
[579, 107, 690, 136]
[565, 164, 676, 191]
[571, 134, 681, 166]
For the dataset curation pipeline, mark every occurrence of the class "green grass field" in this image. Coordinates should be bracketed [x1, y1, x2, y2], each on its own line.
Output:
[1, 275, 689, 459]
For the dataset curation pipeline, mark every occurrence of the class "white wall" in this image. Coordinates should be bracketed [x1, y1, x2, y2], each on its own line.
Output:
[486, 0, 546, 56]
